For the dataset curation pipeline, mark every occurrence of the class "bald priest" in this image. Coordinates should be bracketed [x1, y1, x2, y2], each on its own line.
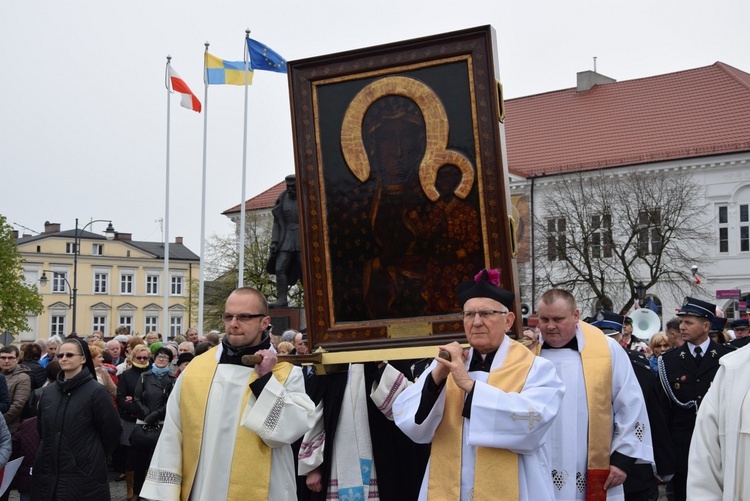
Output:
[393, 269, 565, 500]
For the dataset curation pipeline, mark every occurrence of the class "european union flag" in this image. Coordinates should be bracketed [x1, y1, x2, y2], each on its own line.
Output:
[246, 38, 286, 73]
[205, 53, 252, 86]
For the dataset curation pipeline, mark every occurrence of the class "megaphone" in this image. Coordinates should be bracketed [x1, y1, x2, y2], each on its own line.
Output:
[629, 308, 661, 340]
[520, 303, 531, 318]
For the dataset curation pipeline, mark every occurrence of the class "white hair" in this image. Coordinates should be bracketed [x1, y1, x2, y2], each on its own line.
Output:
[47, 335, 64, 346]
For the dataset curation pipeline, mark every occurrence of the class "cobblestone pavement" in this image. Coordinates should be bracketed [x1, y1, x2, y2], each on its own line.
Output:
[7, 469, 128, 501]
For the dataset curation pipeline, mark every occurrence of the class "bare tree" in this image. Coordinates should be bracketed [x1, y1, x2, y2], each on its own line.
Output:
[532, 169, 713, 313]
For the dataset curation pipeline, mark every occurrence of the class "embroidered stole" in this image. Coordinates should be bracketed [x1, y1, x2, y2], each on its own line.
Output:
[579, 322, 613, 501]
[428, 340, 536, 500]
[179, 346, 293, 501]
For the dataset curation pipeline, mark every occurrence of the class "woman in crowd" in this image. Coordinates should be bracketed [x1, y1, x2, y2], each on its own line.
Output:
[32, 338, 121, 500]
[131, 347, 176, 500]
[19, 343, 46, 390]
[116, 343, 152, 500]
[277, 341, 294, 355]
[89, 345, 117, 399]
[648, 331, 672, 373]
[174, 352, 193, 377]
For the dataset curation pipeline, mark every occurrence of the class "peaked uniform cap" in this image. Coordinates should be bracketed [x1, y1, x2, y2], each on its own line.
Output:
[591, 310, 626, 334]
[676, 296, 716, 321]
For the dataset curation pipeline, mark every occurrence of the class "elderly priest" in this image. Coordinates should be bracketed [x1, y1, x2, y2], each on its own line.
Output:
[393, 269, 565, 500]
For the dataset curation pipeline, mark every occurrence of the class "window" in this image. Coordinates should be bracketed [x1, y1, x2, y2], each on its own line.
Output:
[638, 209, 662, 256]
[66, 242, 76, 254]
[171, 275, 183, 296]
[119, 315, 133, 333]
[741, 204, 749, 252]
[146, 274, 159, 295]
[718, 206, 729, 253]
[170, 316, 183, 338]
[93, 316, 107, 333]
[145, 316, 159, 333]
[120, 273, 134, 294]
[547, 218, 567, 261]
[52, 272, 68, 293]
[591, 213, 613, 258]
[92, 243, 104, 255]
[51, 316, 66, 337]
[94, 273, 108, 294]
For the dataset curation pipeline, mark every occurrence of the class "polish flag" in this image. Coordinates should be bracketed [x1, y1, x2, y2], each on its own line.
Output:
[167, 66, 201, 113]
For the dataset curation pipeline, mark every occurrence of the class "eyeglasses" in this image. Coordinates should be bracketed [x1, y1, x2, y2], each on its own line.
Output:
[222, 313, 265, 323]
[0, 356, 17, 361]
[134, 356, 150, 361]
[462, 310, 509, 320]
[56, 353, 82, 359]
[155, 355, 171, 361]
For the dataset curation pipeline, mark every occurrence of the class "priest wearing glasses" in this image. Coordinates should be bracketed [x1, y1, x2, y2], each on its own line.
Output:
[393, 269, 565, 500]
[141, 287, 315, 500]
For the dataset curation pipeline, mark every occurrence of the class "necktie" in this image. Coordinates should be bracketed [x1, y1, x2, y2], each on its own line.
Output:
[694, 346, 703, 366]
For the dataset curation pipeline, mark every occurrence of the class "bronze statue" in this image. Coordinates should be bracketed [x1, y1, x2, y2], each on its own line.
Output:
[266, 175, 303, 308]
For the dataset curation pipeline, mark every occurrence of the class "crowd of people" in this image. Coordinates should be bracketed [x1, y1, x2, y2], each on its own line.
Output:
[1, 277, 748, 500]
[0, 326, 210, 500]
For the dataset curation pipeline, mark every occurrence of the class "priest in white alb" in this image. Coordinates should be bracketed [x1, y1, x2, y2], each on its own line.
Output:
[687, 344, 750, 500]
[526, 289, 654, 501]
[393, 269, 565, 501]
[140, 287, 315, 501]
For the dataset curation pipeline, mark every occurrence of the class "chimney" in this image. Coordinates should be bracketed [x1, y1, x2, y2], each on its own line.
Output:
[175, 236, 183, 245]
[576, 70, 616, 92]
[23, 233, 31, 238]
[12, 230, 18, 239]
[43, 221, 61, 234]
[115, 232, 132, 241]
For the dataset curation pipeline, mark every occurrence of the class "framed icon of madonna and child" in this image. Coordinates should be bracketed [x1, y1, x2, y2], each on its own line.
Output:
[288, 25, 521, 351]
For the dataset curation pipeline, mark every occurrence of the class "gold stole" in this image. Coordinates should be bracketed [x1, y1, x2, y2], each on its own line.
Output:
[578, 322, 613, 501]
[428, 340, 536, 500]
[179, 346, 293, 501]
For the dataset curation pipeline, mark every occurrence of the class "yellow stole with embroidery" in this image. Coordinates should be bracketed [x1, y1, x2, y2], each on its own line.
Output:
[578, 322, 613, 501]
[428, 340, 536, 500]
[179, 346, 293, 501]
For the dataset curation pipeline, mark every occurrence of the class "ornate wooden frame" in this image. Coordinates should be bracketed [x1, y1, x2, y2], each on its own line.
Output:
[288, 25, 519, 351]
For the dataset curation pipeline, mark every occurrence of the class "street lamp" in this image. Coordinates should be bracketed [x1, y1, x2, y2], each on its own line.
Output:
[41, 219, 115, 336]
[39, 270, 73, 307]
[635, 281, 647, 308]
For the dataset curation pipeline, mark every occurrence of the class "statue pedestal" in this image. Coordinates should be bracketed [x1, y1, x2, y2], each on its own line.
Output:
[268, 307, 305, 334]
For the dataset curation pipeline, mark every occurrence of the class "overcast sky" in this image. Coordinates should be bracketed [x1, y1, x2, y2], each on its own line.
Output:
[2, 0, 748, 259]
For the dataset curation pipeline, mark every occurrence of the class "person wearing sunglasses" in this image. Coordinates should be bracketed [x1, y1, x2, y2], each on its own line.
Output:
[141, 287, 315, 501]
[116, 343, 151, 500]
[32, 338, 121, 501]
[131, 347, 176, 500]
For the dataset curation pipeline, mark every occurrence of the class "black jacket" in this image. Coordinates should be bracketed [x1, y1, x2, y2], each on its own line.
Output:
[32, 368, 122, 501]
[624, 349, 675, 494]
[20, 361, 46, 390]
[116, 365, 149, 421]
[658, 340, 733, 473]
[133, 370, 175, 424]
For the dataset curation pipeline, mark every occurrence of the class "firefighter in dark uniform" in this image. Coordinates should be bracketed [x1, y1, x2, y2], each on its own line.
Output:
[657, 297, 734, 501]
[592, 311, 675, 501]
[728, 317, 750, 349]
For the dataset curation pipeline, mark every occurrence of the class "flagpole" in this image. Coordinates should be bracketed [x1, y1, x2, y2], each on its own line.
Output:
[238, 28, 251, 287]
[198, 41, 210, 335]
[164, 55, 172, 339]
